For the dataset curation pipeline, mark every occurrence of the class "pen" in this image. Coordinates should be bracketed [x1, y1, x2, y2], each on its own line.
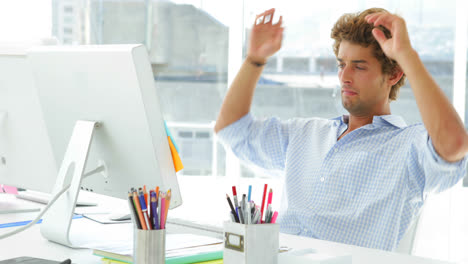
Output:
[138, 190, 152, 230]
[246, 200, 251, 224]
[260, 184, 268, 223]
[242, 194, 247, 223]
[150, 191, 159, 229]
[232, 186, 239, 219]
[238, 206, 244, 224]
[148, 190, 154, 219]
[138, 188, 145, 207]
[239, 194, 245, 224]
[158, 191, 162, 227]
[268, 189, 274, 220]
[252, 207, 261, 224]
[266, 204, 272, 223]
[226, 194, 240, 223]
[248, 185, 252, 202]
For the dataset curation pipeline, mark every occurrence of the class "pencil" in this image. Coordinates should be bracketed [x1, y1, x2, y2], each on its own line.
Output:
[143, 185, 149, 207]
[133, 191, 147, 230]
[226, 194, 240, 223]
[155, 186, 160, 200]
[160, 193, 166, 229]
[164, 189, 171, 226]
[128, 192, 141, 229]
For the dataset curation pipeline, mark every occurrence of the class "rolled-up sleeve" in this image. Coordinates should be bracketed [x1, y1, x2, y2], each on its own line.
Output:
[216, 113, 290, 173]
[407, 127, 468, 195]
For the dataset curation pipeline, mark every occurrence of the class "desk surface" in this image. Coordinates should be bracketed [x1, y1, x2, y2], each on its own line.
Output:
[0, 193, 452, 264]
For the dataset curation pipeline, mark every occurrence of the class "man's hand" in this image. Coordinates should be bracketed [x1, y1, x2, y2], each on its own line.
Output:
[247, 8, 284, 64]
[365, 12, 413, 63]
[214, 8, 283, 133]
[365, 12, 468, 162]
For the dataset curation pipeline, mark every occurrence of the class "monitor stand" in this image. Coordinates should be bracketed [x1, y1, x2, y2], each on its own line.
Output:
[40, 120, 98, 248]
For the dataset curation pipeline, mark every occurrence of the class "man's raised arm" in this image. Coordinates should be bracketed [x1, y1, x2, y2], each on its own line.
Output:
[214, 8, 283, 133]
[366, 13, 468, 162]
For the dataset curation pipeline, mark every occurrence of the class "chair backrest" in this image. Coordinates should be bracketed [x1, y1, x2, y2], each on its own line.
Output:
[395, 205, 425, 254]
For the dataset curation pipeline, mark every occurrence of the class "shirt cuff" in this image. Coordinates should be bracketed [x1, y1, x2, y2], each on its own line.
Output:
[427, 137, 468, 168]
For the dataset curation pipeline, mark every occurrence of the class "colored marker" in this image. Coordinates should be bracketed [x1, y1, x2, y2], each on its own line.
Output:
[271, 211, 279, 224]
[232, 186, 239, 219]
[267, 188, 273, 207]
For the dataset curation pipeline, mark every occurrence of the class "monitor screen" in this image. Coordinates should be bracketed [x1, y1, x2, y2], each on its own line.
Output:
[0, 47, 58, 193]
[27, 44, 182, 209]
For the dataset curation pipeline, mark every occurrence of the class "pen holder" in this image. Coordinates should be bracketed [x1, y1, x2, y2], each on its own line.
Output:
[133, 228, 166, 264]
[223, 221, 279, 264]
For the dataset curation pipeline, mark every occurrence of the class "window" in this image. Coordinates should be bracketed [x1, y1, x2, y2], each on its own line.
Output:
[63, 6, 73, 13]
[63, 27, 73, 34]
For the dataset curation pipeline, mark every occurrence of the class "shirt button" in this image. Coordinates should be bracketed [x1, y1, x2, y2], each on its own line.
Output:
[303, 228, 308, 233]
[320, 177, 325, 182]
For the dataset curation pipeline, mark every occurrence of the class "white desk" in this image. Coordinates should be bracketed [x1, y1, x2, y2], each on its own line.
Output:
[0, 193, 453, 264]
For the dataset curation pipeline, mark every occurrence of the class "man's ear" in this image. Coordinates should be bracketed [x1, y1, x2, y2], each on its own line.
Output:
[388, 68, 404, 86]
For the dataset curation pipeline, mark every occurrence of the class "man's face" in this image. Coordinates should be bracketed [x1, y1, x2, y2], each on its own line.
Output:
[337, 40, 391, 116]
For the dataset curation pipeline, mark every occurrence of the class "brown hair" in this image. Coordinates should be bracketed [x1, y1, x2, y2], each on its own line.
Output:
[331, 8, 405, 101]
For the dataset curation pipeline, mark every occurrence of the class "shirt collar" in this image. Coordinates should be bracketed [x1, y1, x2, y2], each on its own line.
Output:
[332, 114, 407, 129]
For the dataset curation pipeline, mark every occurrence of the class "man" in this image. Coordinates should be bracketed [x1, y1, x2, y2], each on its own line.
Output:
[214, 8, 468, 251]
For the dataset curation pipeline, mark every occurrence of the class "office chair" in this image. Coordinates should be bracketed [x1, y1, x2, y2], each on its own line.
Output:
[395, 205, 425, 254]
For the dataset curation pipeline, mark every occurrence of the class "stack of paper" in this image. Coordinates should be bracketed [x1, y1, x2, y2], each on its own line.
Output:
[93, 233, 223, 264]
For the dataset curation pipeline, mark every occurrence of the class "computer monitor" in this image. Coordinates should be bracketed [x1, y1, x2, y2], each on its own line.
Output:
[27, 44, 182, 247]
[0, 46, 58, 194]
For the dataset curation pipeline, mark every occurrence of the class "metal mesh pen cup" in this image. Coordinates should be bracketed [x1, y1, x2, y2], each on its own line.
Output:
[133, 228, 166, 264]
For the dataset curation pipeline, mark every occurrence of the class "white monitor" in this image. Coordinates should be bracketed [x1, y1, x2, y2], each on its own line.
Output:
[0, 46, 58, 193]
[27, 44, 182, 247]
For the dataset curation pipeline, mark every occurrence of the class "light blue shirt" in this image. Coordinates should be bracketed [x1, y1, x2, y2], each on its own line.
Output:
[217, 113, 467, 251]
